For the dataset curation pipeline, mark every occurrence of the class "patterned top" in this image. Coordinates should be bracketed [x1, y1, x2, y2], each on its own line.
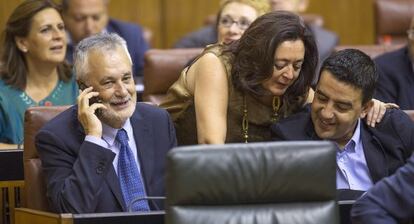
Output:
[0, 76, 78, 144]
[160, 44, 307, 145]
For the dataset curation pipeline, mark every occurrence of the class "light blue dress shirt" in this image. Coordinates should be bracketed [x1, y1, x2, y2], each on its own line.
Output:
[85, 119, 141, 174]
[336, 119, 373, 191]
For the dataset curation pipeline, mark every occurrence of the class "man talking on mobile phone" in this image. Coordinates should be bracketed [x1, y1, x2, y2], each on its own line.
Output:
[35, 33, 177, 214]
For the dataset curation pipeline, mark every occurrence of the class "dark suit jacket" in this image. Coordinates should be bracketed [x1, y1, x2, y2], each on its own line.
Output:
[36, 103, 177, 214]
[271, 106, 414, 198]
[374, 46, 414, 109]
[66, 19, 149, 77]
[352, 153, 414, 224]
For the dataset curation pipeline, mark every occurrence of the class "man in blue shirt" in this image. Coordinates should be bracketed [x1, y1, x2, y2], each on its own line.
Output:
[271, 49, 414, 200]
[36, 33, 176, 213]
[61, 0, 149, 78]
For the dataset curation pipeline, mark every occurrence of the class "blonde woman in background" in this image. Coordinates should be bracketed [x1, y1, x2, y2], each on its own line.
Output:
[174, 0, 270, 48]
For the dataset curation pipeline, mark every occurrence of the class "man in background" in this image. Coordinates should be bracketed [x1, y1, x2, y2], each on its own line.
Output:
[374, 16, 414, 109]
[61, 0, 149, 77]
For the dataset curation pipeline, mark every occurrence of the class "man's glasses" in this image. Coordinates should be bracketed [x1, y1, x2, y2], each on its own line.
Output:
[218, 16, 252, 30]
[407, 29, 414, 40]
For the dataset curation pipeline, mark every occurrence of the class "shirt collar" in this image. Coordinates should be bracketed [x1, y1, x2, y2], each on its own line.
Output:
[340, 119, 361, 153]
[101, 118, 132, 147]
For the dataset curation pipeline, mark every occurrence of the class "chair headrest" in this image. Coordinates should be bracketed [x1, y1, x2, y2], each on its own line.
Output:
[166, 141, 336, 206]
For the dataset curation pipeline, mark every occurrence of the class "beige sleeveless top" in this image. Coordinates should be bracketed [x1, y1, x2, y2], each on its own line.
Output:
[160, 44, 306, 145]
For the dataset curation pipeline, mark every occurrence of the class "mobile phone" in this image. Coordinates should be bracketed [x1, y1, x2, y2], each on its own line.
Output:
[78, 82, 103, 115]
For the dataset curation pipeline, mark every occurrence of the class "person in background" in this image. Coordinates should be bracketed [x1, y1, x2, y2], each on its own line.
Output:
[174, 0, 270, 48]
[61, 0, 149, 78]
[374, 16, 414, 109]
[269, 0, 338, 70]
[36, 33, 176, 213]
[0, 0, 77, 147]
[175, 0, 338, 71]
[164, 10, 321, 146]
[271, 49, 411, 200]
[352, 152, 414, 224]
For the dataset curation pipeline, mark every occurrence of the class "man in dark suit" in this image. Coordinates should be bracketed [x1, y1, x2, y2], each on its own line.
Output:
[352, 153, 414, 224]
[61, 0, 149, 77]
[374, 16, 414, 109]
[36, 33, 176, 214]
[272, 49, 414, 200]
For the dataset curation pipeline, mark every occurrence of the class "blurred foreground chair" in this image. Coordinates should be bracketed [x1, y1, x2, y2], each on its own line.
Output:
[374, 0, 414, 44]
[166, 141, 338, 224]
[143, 48, 203, 105]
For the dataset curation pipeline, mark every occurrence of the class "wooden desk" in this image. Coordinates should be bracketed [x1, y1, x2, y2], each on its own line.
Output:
[15, 208, 164, 224]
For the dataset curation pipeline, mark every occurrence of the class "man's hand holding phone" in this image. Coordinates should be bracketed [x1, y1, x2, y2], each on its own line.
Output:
[77, 86, 107, 138]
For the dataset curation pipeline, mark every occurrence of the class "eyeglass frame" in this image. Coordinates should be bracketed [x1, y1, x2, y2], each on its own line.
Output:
[218, 16, 252, 30]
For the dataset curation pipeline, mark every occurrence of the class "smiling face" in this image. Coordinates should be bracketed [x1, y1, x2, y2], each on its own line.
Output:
[16, 8, 66, 64]
[311, 70, 372, 148]
[217, 2, 258, 44]
[261, 39, 305, 96]
[84, 46, 136, 128]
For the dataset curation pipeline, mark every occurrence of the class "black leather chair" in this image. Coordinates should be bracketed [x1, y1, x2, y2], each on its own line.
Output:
[165, 141, 339, 224]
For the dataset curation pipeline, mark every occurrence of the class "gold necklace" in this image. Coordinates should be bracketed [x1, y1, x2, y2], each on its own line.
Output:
[242, 94, 280, 143]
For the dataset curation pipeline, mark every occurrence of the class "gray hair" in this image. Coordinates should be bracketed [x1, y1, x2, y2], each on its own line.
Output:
[73, 32, 132, 81]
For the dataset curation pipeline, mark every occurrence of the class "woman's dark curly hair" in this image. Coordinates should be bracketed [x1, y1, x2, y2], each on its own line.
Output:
[228, 11, 318, 100]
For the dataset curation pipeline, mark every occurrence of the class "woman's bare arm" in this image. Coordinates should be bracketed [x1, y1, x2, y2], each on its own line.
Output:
[187, 53, 229, 144]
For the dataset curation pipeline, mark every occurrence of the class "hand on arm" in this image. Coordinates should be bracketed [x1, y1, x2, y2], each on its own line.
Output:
[191, 53, 229, 144]
[365, 99, 399, 127]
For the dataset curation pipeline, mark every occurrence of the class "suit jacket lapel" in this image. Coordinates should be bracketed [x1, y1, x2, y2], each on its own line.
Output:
[105, 169, 127, 211]
[74, 105, 126, 211]
[130, 108, 155, 193]
[305, 116, 321, 140]
[360, 124, 387, 183]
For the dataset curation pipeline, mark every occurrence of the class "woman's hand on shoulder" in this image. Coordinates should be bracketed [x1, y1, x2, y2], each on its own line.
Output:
[365, 99, 399, 127]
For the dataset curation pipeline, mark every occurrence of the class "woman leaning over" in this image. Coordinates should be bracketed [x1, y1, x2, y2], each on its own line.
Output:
[161, 11, 317, 145]
[0, 0, 78, 147]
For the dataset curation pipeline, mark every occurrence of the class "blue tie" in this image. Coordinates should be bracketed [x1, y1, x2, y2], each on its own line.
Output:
[116, 129, 150, 211]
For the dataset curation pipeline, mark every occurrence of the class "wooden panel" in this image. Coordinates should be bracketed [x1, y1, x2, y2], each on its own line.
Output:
[164, 0, 221, 48]
[14, 208, 73, 224]
[108, 0, 163, 48]
[0, 0, 376, 48]
[0, 0, 23, 38]
[307, 0, 375, 45]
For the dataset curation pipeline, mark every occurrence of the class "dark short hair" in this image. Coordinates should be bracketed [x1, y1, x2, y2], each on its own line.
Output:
[61, 0, 108, 13]
[319, 49, 377, 105]
[0, 0, 71, 90]
[229, 11, 318, 102]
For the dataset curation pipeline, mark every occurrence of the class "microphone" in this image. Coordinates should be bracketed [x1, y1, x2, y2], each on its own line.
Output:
[128, 196, 166, 212]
